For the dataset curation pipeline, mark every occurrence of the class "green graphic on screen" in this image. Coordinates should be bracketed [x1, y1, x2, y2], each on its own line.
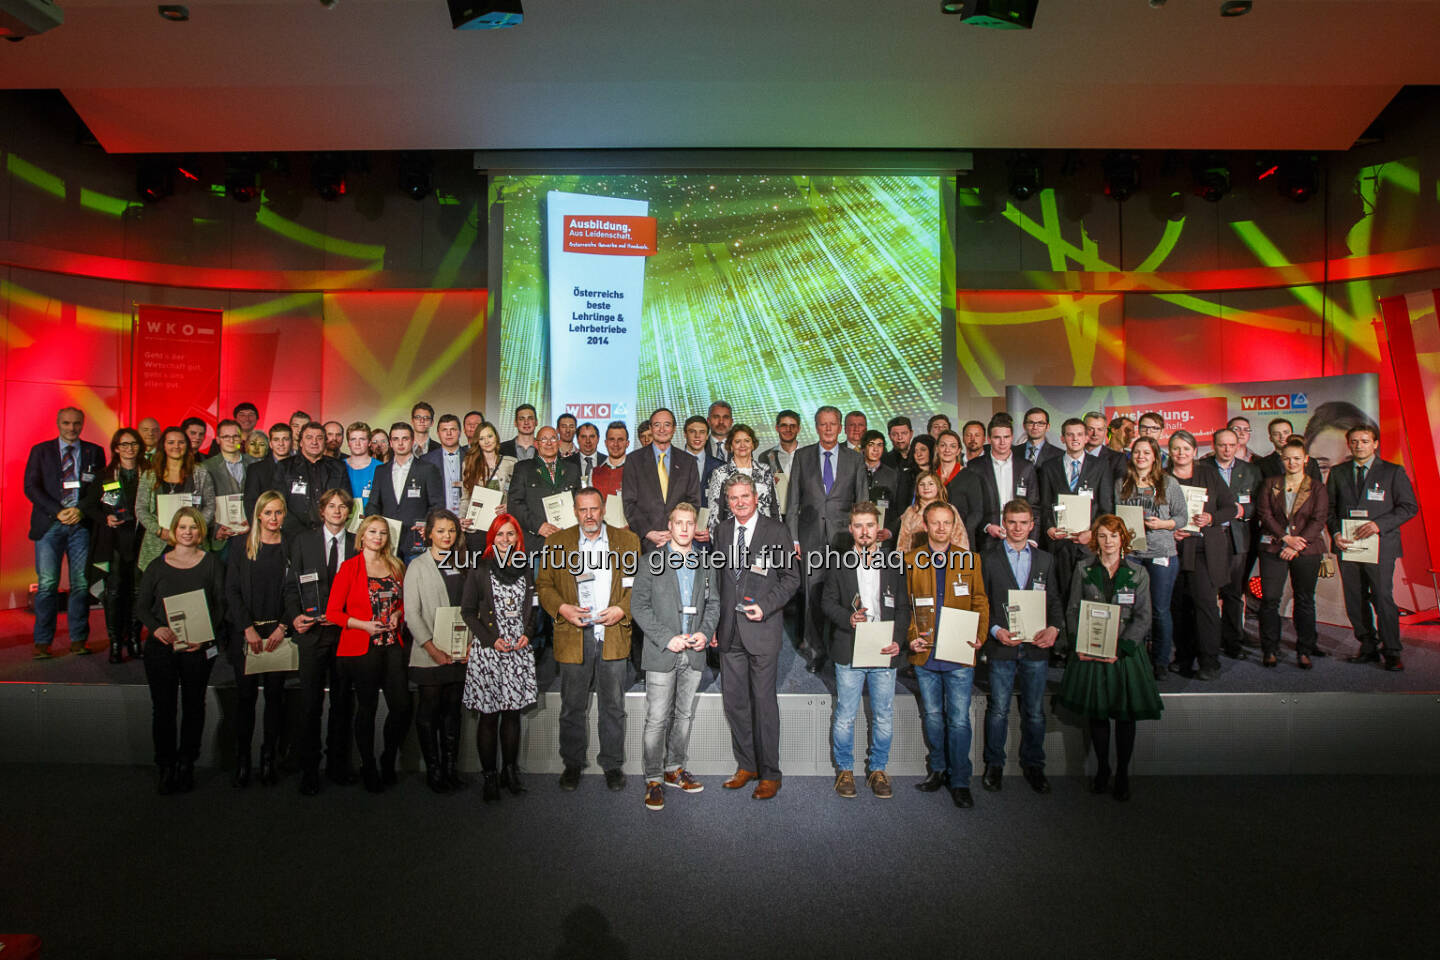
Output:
[488, 174, 944, 447]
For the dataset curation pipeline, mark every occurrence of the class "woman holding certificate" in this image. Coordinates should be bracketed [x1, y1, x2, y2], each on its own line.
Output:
[136, 506, 225, 795]
[405, 509, 471, 793]
[224, 492, 294, 788]
[327, 515, 412, 793]
[461, 513, 538, 802]
[1165, 430, 1238, 682]
[704, 424, 780, 539]
[1114, 437, 1188, 681]
[895, 471, 970, 553]
[136, 426, 216, 572]
[1057, 515, 1162, 802]
[1254, 438, 1330, 669]
[81, 428, 145, 663]
[459, 421, 508, 543]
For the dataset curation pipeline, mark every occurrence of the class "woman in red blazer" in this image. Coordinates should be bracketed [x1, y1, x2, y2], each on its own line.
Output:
[1254, 438, 1330, 670]
[327, 515, 412, 792]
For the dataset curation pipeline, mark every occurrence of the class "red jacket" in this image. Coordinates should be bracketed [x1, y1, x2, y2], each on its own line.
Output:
[325, 553, 406, 657]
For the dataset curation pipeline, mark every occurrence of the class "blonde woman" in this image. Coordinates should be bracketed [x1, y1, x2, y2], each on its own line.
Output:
[895, 470, 970, 553]
[225, 491, 293, 788]
[326, 515, 412, 792]
[136, 507, 224, 794]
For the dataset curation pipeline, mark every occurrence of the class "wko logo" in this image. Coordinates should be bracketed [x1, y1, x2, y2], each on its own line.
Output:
[1240, 393, 1309, 413]
[566, 402, 630, 418]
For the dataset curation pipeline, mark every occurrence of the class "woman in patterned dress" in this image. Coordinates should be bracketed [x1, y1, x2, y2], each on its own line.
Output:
[704, 424, 780, 540]
[462, 512, 538, 803]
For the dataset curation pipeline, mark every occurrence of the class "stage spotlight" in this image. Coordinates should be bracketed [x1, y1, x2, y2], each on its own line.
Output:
[1, 0, 65, 39]
[1278, 154, 1320, 202]
[312, 154, 347, 201]
[1007, 152, 1042, 202]
[940, 1, 964, 12]
[1220, 1, 1252, 15]
[136, 161, 173, 203]
[945, 0, 1038, 28]
[1192, 153, 1231, 203]
[1103, 152, 1140, 202]
[224, 156, 261, 203]
[156, 4, 187, 21]
[398, 153, 432, 201]
[448, 1, 523, 30]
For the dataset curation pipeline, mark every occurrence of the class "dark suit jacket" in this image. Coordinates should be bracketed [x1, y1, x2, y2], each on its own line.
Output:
[620, 444, 700, 550]
[1255, 449, 1323, 482]
[979, 543, 1065, 660]
[1325, 457, 1418, 561]
[1255, 474, 1328, 556]
[1016, 439, 1063, 471]
[366, 457, 445, 557]
[508, 457, 582, 545]
[275, 454, 349, 536]
[23, 437, 106, 540]
[243, 454, 293, 516]
[225, 537, 291, 644]
[819, 557, 909, 667]
[785, 442, 867, 556]
[1091, 445, 1129, 484]
[497, 438, 535, 461]
[1169, 461, 1239, 584]
[681, 449, 724, 506]
[1037, 452, 1116, 548]
[711, 515, 801, 655]
[1199, 455, 1264, 554]
[861, 462, 908, 537]
[282, 526, 358, 624]
[951, 453, 1039, 551]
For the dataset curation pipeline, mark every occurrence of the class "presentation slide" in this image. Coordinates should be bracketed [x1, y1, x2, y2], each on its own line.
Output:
[487, 174, 947, 447]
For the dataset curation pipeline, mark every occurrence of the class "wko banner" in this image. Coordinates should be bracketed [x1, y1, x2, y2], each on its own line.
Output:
[546, 191, 657, 440]
[130, 304, 223, 433]
[1006, 373, 1379, 460]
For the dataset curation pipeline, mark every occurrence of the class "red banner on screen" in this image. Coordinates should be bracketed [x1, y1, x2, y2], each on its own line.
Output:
[1379, 291, 1440, 579]
[562, 215, 658, 256]
[1105, 396, 1229, 444]
[131, 305, 222, 432]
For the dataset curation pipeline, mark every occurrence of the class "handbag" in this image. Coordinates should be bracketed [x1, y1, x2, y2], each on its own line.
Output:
[1319, 553, 1338, 579]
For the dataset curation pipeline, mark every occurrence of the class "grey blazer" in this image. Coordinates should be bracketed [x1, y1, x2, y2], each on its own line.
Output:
[784, 442, 867, 556]
[403, 549, 459, 669]
[203, 454, 257, 498]
[631, 549, 722, 673]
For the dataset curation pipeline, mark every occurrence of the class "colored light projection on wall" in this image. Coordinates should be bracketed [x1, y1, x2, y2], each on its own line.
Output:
[0, 149, 488, 608]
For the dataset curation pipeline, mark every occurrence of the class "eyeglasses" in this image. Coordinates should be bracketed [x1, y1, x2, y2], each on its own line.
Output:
[116, 441, 139, 448]
[218, 434, 241, 441]
[412, 414, 433, 423]
[1023, 419, 1047, 427]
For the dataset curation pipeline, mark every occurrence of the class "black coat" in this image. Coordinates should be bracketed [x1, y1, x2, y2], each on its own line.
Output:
[951, 453, 1039, 552]
[1168, 460, 1239, 584]
[1325, 458, 1418, 562]
[818, 558, 909, 667]
[281, 526, 358, 624]
[979, 543, 1065, 660]
[274, 454, 349, 536]
[366, 458, 445, 557]
[23, 437, 107, 539]
[711, 515, 801, 655]
[1036, 452, 1116, 548]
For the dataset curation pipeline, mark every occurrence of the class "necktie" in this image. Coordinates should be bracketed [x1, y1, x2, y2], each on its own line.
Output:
[328, 535, 339, 582]
[657, 449, 669, 500]
[714, 439, 727, 463]
[582, 456, 592, 482]
[1068, 458, 1080, 492]
[60, 445, 77, 505]
[1356, 463, 1367, 491]
[734, 523, 747, 582]
[823, 450, 834, 495]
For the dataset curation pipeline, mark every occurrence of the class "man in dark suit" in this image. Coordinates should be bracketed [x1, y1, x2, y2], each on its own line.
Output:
[952, 414, 1038, 555]
[283, 489, 359, 794]
[880, 416, 914, 469]
[24, 406, 106, 658]
[366, 422, 444, 560]
[1037, 418, 1116, 611]
[1085, 411, 1128, 483]
[786, 405, 867, 671]
[1255, 418, 1322, 481]
[621, 408, 700, 552]
[858, 430, 908, 539]
[980, 499, 1064, 795]
[1017, 407, 1062, 470]
[420, 413, 468, 514]
[277, 422, 348, 538]
[507, 426, 582, 546]
[1202, 427, 1265, 658]
[243, 422, 294, 515]
[712, 473, 801, 800]
[707, 401, 735, 464]
[497, 403, 539, 462]
[819, 502, 908, 799]
[1328, 424, 1418, 671]
[680, 415, 724, 505]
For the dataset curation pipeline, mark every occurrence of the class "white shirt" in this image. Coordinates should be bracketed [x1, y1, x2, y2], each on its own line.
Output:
[390, 456, 412, 506]
[323, 526, 346, 571]
[577, 452, 598, 480]
[732, 512, 760, 571]
[440, 448, 462, 511]
[577, 526, 613, 645]
[855, 549, 882, 622]
[992, 454, 1014, 500]
[775, 446, 796, 476]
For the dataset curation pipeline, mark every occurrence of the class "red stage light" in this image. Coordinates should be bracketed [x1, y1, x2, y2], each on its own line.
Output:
[1257, 165, 1278, 180]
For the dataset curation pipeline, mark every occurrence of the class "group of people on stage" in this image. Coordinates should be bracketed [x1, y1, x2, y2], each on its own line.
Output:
[21, 395, 1415, 807]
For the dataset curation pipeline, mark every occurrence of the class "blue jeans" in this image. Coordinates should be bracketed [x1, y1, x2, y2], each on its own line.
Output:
[914, 665, 974, 784]
[832, 663, 896, 772]
[34, 522, 91, 647]
[983, 659, 1048, 769]
[1140, 556, 1179, 668]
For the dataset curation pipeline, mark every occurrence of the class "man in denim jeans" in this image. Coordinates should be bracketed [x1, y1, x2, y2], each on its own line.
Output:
[24, 407, 106, 658]
[631, 503, 721, 812]
[980, 499, 1064, 795]
[820, 502, 908, 799]
[903, 502, 989, 809]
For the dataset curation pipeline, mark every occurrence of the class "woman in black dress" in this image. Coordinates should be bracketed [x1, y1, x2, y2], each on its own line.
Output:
[81, 428, 144, 663]
[136, 507, 225, 794]
[1166, 430, 1238, 681]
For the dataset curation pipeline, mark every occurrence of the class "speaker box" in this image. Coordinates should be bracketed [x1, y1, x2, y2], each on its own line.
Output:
[960, 0, 1038, 30]
[448, 0, 523, 30]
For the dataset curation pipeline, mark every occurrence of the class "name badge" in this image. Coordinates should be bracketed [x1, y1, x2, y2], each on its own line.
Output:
[877, 499, 889, 514]
[1238, 494, 1251, 504]
[1033, 580, 1045, 592]
[953, 581, 969, 597]
[406, 487, 422, 499]
[1015, 484, 1027, 498]
[576, 571, 595, 584]
[1367, 488, 1385, 501]
[377, 590, 394, 600]
[1260, 534, 1273, 545]
[291, 481, 308, 495]
[206, 646, 218, 661]
[682, 605, 699, 615]
[362, 484, 371, 498]
[191, 493, 204, 506]
[751, 563, 769, 577]
[1349, 509, 1369, 519]
[62, 480, 80, 490]
[1079, 483, 1092, 494]
[1116, 591, 1136, 605]
[883, 595, 895, 608]
[81, 472, 95, 483]
[532, 595, 541, 607]
[299, 572, 319, 584]
[622, 577, 635, 588]
[914, 597, 935, 608]
[103, 481, 122, 491]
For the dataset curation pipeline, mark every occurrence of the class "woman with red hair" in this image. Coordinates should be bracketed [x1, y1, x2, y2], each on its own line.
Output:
[461, 513, 539, 802]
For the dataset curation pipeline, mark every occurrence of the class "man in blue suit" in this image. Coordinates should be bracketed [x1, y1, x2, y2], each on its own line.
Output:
[24, 406, 107, 658]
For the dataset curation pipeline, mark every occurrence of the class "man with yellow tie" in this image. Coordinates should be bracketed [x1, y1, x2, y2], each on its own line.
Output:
[622, 407, 701, 554]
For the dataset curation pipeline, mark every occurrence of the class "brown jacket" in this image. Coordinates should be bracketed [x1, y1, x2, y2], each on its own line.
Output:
[536, 524, 642, 664]
[1255, 474, 1328, 556]
[902, 546, 989, 666]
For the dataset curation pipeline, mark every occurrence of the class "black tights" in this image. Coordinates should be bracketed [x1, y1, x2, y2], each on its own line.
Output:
[476, 710, 521, 772]
[414, 683, 463, 744]
[1089, 718, 1137, 777]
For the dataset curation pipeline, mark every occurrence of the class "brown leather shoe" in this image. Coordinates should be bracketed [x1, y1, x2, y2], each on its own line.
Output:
[722, 769, 757, 790]
[664, 768, 704, 793]
[834, 771, 857, 798]
[752, 779, 780, 800]
[644, 781, 665, 811]
[867, 770, 893, 799]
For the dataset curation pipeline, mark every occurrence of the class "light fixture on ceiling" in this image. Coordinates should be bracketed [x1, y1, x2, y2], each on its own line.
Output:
[942, 1, 1037, 29]
[312, 153, 348, 201]
[448, 1, 523, 30]
[940, 1, 964, 12]
[136, 160, 173, 203]
[1192, 153, 1231, 202]
[1103, 152, 1140, 202]
[1278, 154, 1320, 202]
[398, 153, 433, 202]
[1, 0, 66, 40]
[1220, 1, 1252, 16]
[1007, 152, 1042, 202]
[157, 4, 187, 21]
[225, 155, 261, 203]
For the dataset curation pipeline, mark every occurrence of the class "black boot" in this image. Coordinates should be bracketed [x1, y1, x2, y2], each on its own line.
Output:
[499, 763, 526, 795]
[259, 745, 278, 786]
[108, 639, 124, 664]
[176, 759, 195, 793]
[380, 751, 398, 786]
[482, 771, 500, 803]
[419, 728, 449, 794]
[157, 764, 177, 795]
[442, 733, 468, 790]
[361, 758, 383, 793]
[126, 635, 142, 660]
[232, 753, 252, 789]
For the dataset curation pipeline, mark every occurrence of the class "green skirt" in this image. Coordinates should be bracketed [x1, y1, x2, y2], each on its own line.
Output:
[1056, 641, 1164, 721]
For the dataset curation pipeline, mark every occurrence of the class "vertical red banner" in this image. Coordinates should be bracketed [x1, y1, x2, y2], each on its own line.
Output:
[1378, 292, 1440, 580]
[131, 305, 223, 431]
